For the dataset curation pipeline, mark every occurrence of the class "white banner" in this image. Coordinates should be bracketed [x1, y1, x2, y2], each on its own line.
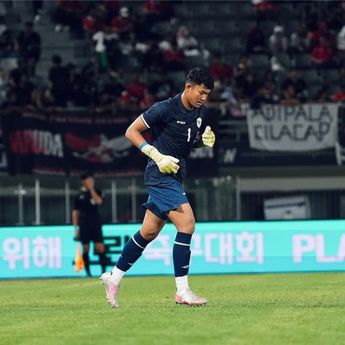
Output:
[247, 104, 338, 151]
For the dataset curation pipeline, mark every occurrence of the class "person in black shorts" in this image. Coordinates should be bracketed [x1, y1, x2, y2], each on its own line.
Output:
[72, 171, 107, 277]
[100, 67, 216, 307]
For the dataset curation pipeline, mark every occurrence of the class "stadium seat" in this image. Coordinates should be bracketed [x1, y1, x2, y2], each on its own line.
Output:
[168, 71, 187, 89]
[223, 38, 245, 55]
[213, 2, 237, 18]
[191, 20, 218, 39]
[300, 70, 323, 85]
[250, 53, 270, 69]
[319, 69, 340, 84]
[203, 37, 224, 54]
[294, 54, 312, 69]
[190, 3, 215, 19]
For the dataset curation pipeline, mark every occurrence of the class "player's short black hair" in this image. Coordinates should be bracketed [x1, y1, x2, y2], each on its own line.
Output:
[186, 67, 214, 90]
[80, 170, 93, 180]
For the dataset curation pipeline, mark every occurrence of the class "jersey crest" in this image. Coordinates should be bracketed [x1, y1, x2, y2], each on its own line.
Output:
[196, 117, 202, 128]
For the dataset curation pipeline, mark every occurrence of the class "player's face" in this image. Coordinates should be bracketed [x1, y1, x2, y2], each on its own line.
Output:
[185, 83, 211, 108]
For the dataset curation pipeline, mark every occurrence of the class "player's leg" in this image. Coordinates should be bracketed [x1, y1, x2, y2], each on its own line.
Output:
[100, 209, 166, 307]
[93, 224, 107, 274]
[167, 203, 207, 306]
[81, 243, 91, 277]
[94, 242, 107, 274]
[111, 209, 166, 283]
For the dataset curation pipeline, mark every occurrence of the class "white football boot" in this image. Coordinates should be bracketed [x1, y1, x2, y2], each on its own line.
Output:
[175, 289, 207, 306]
[100, 272, 119, 308]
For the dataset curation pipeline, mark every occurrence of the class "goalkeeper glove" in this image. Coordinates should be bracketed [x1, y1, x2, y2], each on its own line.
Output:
[141, 143, 180, 174]
[202, 126, 216, 148]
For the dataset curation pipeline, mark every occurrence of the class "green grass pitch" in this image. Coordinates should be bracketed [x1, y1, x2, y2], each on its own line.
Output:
[1, 273, 345, 345]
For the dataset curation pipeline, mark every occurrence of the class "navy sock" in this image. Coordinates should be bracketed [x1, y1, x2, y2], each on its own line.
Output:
[173, 232, 192, 277]
[116, 231, 151, 272]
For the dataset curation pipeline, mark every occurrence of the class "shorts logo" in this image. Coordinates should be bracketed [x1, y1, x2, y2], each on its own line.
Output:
[196, 117, 202, 128]
[177, 120, 186, 124]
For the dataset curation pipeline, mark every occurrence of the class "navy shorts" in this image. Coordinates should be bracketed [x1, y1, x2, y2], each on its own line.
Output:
[143, 178, 189, 220]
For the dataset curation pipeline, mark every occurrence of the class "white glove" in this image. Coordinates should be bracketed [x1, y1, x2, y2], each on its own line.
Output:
[202, 126, 216, 148]
[141, 144, 180, 174]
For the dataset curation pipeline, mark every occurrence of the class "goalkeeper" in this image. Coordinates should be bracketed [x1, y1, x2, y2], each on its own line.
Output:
[100, 67, 215, 308]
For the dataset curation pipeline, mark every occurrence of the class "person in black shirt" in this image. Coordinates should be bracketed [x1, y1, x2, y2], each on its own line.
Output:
[72, 171, 107, 277]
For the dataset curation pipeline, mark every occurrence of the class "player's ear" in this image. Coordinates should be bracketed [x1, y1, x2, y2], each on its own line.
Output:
[185, 82, 192, 92]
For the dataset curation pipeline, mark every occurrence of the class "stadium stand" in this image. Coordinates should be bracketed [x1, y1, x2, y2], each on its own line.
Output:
[0, 0, 344, 223]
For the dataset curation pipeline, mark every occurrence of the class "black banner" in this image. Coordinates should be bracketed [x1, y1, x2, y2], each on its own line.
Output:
[218, 142, 337, 167]
[2, 111, 219, 177]
[2, 112, 146, 176]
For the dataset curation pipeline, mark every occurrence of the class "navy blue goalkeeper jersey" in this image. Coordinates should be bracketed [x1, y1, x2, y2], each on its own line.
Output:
[141, 93, 205, 184]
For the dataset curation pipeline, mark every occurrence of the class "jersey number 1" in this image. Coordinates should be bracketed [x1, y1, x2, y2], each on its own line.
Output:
[187, 128, 191, 142]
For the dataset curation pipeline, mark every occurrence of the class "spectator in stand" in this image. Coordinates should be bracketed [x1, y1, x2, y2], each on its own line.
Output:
[250, 84, 276, 109]
[290, 24, 311, 54]
[233, 55, 252, 91]
[48, 55, 69, 107]
[325, 1, 345, 32]
[206, 78, 241, 117]
[31, 0, 43, 23]
[281, 69, 308, 102]
[110, 6, 134, 40]
[159, 35, 185, 71]
[313, 85, 332, 103]
[310, 35, 337, 68]
[310, 21, 333, 49]
[139, 87, 156, 110]
[105, 0, 120, 22]
[70, 61, 98, 107]
[176, 25, 209, 61]
[302, 3, 319, 32]
[52, 0, 85, 35]
[246, 23, 266, 54]
[209, 52, 232, 81]
[142, 0, 174, 24]
[150, 73, 175, 100]
[252, 0, 276, 20]
[5, 67, 36, 108]
[280, 84, 300, 106]
[238, 73, 259, 101]
[135, 39, 163, 72]
[117, 75, 147, 113]
[82, 3, 106, 35]
[16, 22, 41, 76]
[0, 18, 15, 57]
[118, 31, 135, 56]
[126, 76, 147, 101]
[0, 68, 8, 105]
[261, 70, 280, 103]
[269, 25, 288, 56]
[337, 25, 345, 66]
[96, 67, 124, 112]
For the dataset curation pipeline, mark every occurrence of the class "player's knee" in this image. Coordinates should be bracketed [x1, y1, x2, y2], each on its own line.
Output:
[142, 230, 159, 241]
[179, 220, 195, 234]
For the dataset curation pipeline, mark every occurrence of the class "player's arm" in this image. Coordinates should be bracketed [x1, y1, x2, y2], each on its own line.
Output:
[125, 116, 180, 174]
[125, 116, 149, 149]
